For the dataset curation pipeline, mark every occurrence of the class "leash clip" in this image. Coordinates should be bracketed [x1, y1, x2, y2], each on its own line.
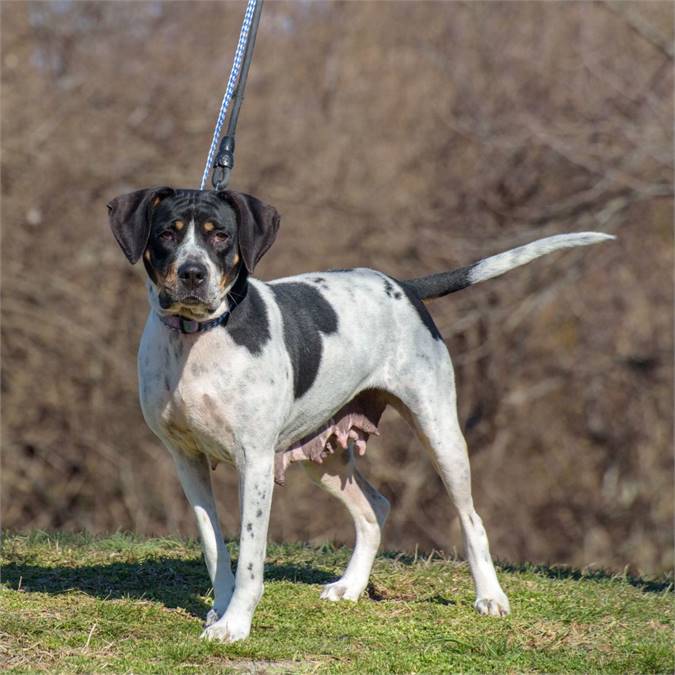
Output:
[212, 135, 235, 191]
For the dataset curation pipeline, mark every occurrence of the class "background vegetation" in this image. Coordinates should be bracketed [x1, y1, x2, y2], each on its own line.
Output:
[2, 1, 673, 575]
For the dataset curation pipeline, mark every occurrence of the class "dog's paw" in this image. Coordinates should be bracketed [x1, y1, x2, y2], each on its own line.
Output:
[204, 589, 235, 628]
[320, 579, 364, 602]
[200, 613, 251, 643]
[474, 593, 511, 617]
[204, 609, 221, 628]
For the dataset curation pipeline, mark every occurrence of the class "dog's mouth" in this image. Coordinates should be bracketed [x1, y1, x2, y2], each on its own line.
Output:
[158, 288, 221, 318]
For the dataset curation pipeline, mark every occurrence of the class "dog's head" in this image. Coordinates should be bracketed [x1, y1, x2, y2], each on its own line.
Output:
[107, 188, 279, 319]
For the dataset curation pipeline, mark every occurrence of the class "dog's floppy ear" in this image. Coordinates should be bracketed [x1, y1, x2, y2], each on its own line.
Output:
[219, 190, 280, 274]
[107, 187, 174, 264]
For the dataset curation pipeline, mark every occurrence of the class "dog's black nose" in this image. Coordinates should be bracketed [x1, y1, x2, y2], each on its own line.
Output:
[178, 262, 207, 289]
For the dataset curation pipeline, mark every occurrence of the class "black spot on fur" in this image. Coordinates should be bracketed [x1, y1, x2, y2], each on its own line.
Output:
[312, 277, 326, 284]
[247, 563, 253, 571]
[380, 274, 402, 300]
[246, 522, 253, 532]
[383, 279, 395, 297]
[225, 281, 271, 355]
[256, 509, 262, 518]
[397, 280, 443, 341]
[271, 282, 339, 399]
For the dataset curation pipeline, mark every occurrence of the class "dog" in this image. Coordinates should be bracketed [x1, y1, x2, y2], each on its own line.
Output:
[107, 186, 612, 642]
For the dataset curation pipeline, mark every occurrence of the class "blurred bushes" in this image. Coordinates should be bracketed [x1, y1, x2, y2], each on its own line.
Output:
[1, 1, 672, 573]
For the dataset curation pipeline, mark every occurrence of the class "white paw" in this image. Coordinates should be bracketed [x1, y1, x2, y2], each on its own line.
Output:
[204, 587, 234, 628]
[200, 613, 251, 643]
[320, 579, 365, 602]
[474, 593, 511, 617]
[204, 608, 221, 628]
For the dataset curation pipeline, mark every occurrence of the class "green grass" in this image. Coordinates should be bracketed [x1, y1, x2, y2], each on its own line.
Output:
[1, 532, 672, 673]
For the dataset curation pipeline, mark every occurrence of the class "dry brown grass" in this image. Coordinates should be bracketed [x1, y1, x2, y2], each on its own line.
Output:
[1, 1, 672, 574]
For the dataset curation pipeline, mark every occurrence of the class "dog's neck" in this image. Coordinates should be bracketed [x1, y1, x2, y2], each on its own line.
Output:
[157, 311, 231, 335]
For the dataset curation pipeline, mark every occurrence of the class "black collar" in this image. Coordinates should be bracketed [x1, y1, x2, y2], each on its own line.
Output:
[158, 311, 230, 334]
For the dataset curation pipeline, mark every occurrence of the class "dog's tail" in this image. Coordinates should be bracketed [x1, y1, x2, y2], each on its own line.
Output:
[404, 232, 615, 300]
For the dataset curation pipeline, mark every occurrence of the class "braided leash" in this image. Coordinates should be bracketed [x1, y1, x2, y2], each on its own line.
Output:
[200, 0, 259, 190]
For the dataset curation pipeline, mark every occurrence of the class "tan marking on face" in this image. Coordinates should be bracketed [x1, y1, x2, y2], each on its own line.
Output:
[203, 221, 215, 232]
[162, 262, 177, 288]
[143, 248, 159, 285]
[174, 220, 184, 231]
[220, 260, 240, 290]
[152, 196, 161, 207]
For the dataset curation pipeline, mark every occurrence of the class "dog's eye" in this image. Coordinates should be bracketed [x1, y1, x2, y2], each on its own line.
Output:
[211, 231, 230, 245]
[159, 230, 175, 242]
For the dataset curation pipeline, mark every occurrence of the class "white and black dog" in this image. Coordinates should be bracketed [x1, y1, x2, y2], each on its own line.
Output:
[108, 187, 612, 642]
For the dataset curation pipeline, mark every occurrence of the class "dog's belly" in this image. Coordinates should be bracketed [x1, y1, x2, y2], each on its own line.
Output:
[273, 390, 387, 485]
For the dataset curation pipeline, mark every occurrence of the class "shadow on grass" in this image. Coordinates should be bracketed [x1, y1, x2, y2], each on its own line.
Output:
[1, 557, 336, 619]
[498, 561, 672, 594]
[377, 550, 672, 594]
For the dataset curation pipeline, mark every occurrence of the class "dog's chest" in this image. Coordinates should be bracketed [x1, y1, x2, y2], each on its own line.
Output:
[138, 324, 242, 461]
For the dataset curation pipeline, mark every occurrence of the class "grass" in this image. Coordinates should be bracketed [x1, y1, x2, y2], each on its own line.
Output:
[0, 532, 672, 673]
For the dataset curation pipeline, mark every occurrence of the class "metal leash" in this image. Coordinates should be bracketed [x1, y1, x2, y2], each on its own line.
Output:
[200, 0, 264, 191]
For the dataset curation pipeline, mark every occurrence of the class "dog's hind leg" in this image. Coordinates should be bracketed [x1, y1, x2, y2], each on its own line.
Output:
[394, 354, 510, 617]
[304, 447, 390, 601]
[168, 448, 236, 625]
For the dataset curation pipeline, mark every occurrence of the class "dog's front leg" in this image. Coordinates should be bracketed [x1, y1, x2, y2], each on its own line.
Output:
[201, 448, 274, 643]
[168, 448, 236, 625]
